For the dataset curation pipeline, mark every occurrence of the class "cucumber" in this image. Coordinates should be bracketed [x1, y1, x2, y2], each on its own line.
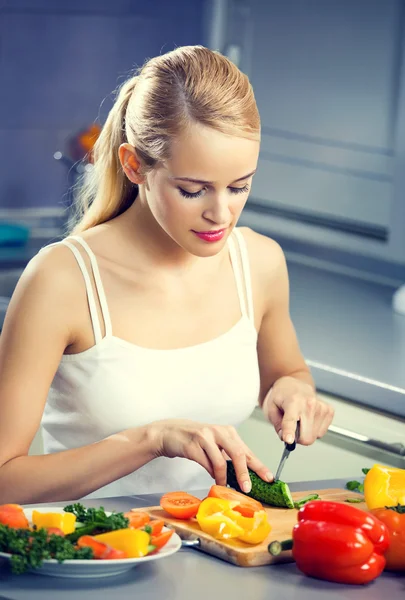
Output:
[226, 461, 294, 509]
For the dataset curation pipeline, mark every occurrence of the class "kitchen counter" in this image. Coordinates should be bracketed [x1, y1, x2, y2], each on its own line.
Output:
[0, 479, 403, 599]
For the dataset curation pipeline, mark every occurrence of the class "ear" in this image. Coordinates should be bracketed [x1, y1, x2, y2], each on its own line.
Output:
[118, 143, 146, 184]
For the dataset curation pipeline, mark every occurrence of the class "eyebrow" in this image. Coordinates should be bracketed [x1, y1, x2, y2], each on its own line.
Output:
[170, 170, 256, 185]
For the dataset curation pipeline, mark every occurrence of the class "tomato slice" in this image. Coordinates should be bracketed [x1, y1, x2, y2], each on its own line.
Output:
[160, 492, 201, 519]
[148, 519, 165, 536]
[207, 485, 263, 518]
[124, 511, 150, 529]
[151, 530, 174, 550]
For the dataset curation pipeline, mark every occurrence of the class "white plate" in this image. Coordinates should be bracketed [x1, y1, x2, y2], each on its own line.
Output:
[0, 506, 181, 578]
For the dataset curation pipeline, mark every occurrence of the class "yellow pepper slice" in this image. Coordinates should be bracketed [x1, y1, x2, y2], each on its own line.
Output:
[228, 509, 271, 544]
[364, 464, 405, 509]
[196, 498, 244, 540]
[93, 528, 150, 558]
[32, 511, 76, 534]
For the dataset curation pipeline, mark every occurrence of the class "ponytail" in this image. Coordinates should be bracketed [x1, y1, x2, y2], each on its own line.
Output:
[72, 77, 138, 233]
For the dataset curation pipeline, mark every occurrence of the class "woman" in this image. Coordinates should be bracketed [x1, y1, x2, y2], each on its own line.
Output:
[0, 46, 334, 503]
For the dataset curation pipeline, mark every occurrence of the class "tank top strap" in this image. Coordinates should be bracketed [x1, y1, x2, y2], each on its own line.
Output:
[57, 239, 104, 345]
[67, 236, 113, 337]
[228, 229, 254, 323]
[228, 233, 248, 318]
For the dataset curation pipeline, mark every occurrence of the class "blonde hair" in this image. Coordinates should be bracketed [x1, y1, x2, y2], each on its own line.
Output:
[72, 45, 261, 233]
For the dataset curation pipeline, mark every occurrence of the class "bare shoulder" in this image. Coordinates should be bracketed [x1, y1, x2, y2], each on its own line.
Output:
[237, 227, 287, 290]
[19, 243, 82, 297]
[7, 242, 86, 340]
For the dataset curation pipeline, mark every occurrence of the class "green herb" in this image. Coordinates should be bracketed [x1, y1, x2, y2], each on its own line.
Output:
[345, 497, 364, 503]
[294, 494, 320, 509]
[0, 524, 93, 574]
[144, 525, 152, 535]
[64, 503, 129, 543]
[346, 481, 364, 493]
[345, 467, 371, 494]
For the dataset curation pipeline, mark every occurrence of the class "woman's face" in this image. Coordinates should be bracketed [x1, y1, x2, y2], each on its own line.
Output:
[143, 123, 260, 257]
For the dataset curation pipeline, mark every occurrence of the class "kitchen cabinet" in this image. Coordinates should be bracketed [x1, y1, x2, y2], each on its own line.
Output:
[215, 0, 405, 265]
[237, 392, 405, 481]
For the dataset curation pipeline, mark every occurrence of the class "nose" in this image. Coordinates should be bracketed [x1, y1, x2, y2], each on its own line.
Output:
[202, 191, 231, 226]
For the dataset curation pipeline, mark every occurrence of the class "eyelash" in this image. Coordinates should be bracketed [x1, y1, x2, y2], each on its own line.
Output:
[178, 184, 250, 199]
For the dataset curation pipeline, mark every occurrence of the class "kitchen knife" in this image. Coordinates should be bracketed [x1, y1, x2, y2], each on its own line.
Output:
[274, 422, 300, 482]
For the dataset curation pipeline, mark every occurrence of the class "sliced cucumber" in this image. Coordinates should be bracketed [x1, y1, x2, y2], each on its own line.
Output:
[226, 461, 294, 509]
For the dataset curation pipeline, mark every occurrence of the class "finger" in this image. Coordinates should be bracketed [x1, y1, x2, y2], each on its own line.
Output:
[200, 440, 228, 486]
[244, 449, 273, 482]
[267, 401, 283, 438]
[186, 444, 215, 479]
[225, 427, 273, 482]
[217, 434, 250, 492]
[280, 401, 301, 444]
[317, 405, 335, 438]
[298, 397, 317, 445]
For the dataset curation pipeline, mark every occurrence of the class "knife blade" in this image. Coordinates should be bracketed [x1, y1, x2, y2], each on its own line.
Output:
[274, 422, 300, 482]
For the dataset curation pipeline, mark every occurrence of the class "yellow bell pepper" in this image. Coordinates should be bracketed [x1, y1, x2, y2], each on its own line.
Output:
[364, 464, 405, 509]
[196, 498, 271, 544]
[93, 528, 150, 558]
[32, 511, 76, 535]
[228, 509, 271, 544]
[196, 498, 244, 540]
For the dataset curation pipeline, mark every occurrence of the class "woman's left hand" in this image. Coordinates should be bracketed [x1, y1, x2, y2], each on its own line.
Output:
[263, 376, 335, 445]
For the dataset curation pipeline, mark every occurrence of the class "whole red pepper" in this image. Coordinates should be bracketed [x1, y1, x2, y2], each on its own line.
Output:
[270, 501, 390, 585]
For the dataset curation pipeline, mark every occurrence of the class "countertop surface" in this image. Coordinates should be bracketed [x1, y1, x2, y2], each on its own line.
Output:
[0, 479, 403, 599]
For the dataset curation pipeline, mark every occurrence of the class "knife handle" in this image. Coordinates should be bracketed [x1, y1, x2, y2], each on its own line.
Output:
[285, 422, 300, 452]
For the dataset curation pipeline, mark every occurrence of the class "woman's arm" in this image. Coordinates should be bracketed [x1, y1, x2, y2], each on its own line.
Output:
[245, 229, 334, 446]
[0, 248, 157, 504]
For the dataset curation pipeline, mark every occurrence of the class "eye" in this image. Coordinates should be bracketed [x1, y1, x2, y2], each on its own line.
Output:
[229, 184, 250, 194]
[178, 187, 204, 199]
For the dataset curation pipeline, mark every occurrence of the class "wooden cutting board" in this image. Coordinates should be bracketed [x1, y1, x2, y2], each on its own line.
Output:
[133, 488, 365, 567]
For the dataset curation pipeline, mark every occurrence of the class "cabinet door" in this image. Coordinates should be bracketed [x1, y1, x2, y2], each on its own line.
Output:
[221, 0, 405, 263]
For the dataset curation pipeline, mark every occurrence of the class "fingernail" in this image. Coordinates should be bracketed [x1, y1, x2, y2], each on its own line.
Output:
[286, 434, 294, 444]
[265, 472, 273, 482]
[243, 480, 251, 493]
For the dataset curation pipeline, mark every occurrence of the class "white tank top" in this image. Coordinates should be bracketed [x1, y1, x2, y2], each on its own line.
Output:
[41, 228, 260, 498]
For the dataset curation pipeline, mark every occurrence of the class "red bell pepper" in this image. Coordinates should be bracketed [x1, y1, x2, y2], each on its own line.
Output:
[269, 501, 390, 585]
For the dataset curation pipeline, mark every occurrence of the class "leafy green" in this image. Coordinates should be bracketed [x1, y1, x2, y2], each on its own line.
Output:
[346, 481, 364, 493]
[0, 524, 93, 574]
[345, 497, 364, 503]
[293, 494, 321, 509]
[64, 503, 129, 543]
[345, 468, 371, 494]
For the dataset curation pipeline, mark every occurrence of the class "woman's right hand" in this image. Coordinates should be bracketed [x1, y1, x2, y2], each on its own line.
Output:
[151, 419, 273, 493]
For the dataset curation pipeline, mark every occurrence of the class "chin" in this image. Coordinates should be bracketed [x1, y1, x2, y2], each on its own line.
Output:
[187, 236, 229, 258]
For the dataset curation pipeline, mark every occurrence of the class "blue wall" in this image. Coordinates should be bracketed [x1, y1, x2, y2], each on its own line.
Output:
[0, 0, 205, 210]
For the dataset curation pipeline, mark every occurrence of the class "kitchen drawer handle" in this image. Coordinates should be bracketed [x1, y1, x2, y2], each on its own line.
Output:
[328, 425, 405, 456]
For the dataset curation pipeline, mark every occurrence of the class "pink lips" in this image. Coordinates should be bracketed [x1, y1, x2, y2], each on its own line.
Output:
[192, 229, 227, 243]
